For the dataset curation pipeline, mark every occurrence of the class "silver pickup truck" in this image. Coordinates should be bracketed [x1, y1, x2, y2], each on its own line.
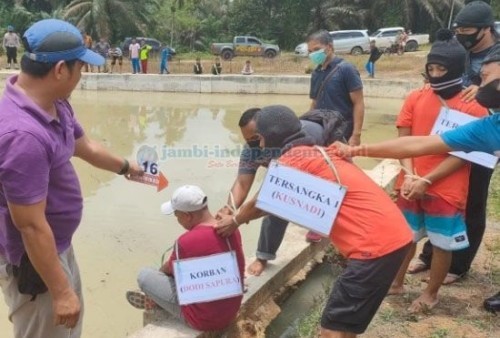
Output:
[211, 36, 280, 60]
[369, 27, 429, 52]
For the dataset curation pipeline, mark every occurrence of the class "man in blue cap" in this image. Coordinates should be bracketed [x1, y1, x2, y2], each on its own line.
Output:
[0, 19, 143, 338]
[2, 25, 20, 69]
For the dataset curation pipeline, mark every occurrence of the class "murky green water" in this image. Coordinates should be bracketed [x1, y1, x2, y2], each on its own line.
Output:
[0, 89, 402, 338]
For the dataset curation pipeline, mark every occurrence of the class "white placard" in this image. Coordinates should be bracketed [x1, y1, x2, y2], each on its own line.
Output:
[173, 251, 242, 305]
[430, 107, 498, 169]
[256, 160, 346, 236]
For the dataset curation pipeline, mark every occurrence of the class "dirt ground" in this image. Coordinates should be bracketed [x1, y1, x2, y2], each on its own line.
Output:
[364, 224, 500, 338]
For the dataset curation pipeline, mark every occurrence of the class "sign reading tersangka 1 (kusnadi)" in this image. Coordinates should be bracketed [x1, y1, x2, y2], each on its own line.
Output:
[256, 161, 346, 236]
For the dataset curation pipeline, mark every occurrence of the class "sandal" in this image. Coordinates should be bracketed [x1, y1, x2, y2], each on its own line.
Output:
[407, 259, 429, 274]
[420, 273, 462, 285]
[125, 290, 158, 310]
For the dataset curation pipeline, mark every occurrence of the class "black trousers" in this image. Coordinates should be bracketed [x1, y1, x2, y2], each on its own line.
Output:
[6, 47, 17, 64]
[418, 163, 494, 276]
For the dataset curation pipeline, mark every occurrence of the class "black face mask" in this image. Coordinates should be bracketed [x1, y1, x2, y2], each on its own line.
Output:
[456, 30, 482, 50]
[247, 139, 260, 148]
[476, 79, 500, 109]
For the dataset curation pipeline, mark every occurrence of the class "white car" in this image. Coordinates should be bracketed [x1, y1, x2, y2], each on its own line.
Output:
[369, 27, 429, 52]
[294, 30, 370, 57]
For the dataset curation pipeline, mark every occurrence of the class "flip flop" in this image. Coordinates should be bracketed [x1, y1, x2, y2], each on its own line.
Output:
[407, 259, 429, 274]
[420, 273, 462, 285]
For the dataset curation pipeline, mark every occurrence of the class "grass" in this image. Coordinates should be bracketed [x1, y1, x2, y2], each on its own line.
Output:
[487, 169, 500, 221]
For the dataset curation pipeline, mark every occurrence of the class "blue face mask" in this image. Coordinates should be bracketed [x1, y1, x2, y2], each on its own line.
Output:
[309, 49, 327, 66]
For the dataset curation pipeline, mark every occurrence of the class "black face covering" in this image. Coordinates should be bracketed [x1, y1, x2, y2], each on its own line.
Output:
[247, 139, 260, 148]
[476, 79, 500, 109]
[427, 75, 463, 99]
[456, 29, 483, 50]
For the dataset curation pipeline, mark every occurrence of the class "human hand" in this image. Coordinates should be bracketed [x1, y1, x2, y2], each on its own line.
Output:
[215, 214, 239, 237]
[332, 141, 354, 158]
[400, 176, 414, 200]
[405, 179, 429, 200]
[216, 206, 233, 220]
[52, 288, 81, 329]
[125, 161, 144, 179]
[348, 133, 361, 146]
[461, 85, 479, 103]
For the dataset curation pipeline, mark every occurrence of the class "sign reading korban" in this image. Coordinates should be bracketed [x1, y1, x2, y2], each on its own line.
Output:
[173, 243, 243, 305]
[256, 160, 346, 237]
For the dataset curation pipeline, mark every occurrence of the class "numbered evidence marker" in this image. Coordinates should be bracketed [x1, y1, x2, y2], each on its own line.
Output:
[129, 145, 169, 192]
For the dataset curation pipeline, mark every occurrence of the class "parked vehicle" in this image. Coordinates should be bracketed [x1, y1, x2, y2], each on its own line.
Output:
[495, 21, 500, 35]
[211, 36, 280, 60]
[369, 27, 429, 52]
[294, 29, 370, 57]
[121, 37, 176, 59]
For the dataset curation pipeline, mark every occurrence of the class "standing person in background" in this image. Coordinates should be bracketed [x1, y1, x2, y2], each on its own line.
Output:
[409, 0, 498, 286]
[193, 57, 203, 74]
[139, 40, 152, 74]
[3, 25, 20, 70]
[94, 37, 110, 73]
[82, 31, 93, 72]
[211, 57, 222, 75]
[365, 41, 381, 78]
[159, 45, 170, 75]
[108, 44, 123, 74]
[129, 38, 141, 74]
[0, 19, 143, 338]
[307, 30, 365, 147]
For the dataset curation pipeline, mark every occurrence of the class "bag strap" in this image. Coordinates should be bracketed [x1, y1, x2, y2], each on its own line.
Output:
[316, 62, 343, 102]
[437, 96, 450, 109]
[314, 146, 342, 185]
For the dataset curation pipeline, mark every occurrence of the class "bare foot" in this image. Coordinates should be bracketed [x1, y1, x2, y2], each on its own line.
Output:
[387, 284, 405, 295]
[246, 259, 267, 276]
[408, 293, 439, 313]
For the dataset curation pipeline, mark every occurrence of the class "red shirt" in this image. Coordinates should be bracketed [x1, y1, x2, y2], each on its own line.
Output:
[279, 146, 412, 259]
[167, 224, 245, 331]
[396, 87, 488, 209]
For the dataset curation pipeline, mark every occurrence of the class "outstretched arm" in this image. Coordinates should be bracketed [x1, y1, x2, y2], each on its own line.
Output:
[333, 135, 452, 159]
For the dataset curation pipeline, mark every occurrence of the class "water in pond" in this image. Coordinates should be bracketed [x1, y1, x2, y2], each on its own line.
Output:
[0, 89, 402, 338]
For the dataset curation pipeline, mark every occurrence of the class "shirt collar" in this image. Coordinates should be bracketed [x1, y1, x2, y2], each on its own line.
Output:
[4, 75, 59, 125]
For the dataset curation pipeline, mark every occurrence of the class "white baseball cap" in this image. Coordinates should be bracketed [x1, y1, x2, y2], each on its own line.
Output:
[161, 185, 208, 215]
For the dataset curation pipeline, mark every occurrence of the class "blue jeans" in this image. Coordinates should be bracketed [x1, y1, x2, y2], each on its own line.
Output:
[131, 58, 140, 74]
[365, 61, 374, 77]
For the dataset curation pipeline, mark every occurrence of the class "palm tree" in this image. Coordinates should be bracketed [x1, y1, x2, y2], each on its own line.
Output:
[63, 0, 159, 39]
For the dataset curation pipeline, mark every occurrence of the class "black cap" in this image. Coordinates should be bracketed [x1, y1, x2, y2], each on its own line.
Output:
[482, 43, 500, 64]
[427, 29, 466, 78]
[453, 1, 494, 28]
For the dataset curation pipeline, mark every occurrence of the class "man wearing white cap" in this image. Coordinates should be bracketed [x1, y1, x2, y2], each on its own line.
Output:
[127, 185, 245, 331]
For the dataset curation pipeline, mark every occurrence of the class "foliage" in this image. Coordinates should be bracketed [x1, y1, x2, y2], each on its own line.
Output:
[1, 0, 500, 51]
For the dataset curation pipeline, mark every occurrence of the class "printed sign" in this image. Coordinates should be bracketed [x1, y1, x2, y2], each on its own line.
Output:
[256, 161, 346, 236]
[174, 251, 243, 305]
[129, 145, 168, 192]
[430, 107, 498, 169]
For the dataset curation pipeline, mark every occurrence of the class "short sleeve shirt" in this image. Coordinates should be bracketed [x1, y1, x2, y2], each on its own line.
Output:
[396, 87, 488, 209]
[278, 145, 412, 260]
[167, 224, 245, 331]
[441, 114, 500, 157]
[0, 76, 84, 265]
[129, 43, 140, 59]
[309, 57, 363, 124]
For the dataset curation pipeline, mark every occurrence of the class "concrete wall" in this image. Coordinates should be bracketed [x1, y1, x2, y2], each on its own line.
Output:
[0, 71, 420, 98]
[79, 74, 420, 99]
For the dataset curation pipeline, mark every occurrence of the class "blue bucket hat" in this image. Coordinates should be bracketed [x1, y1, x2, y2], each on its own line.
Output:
[23, 19, 104, 65]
